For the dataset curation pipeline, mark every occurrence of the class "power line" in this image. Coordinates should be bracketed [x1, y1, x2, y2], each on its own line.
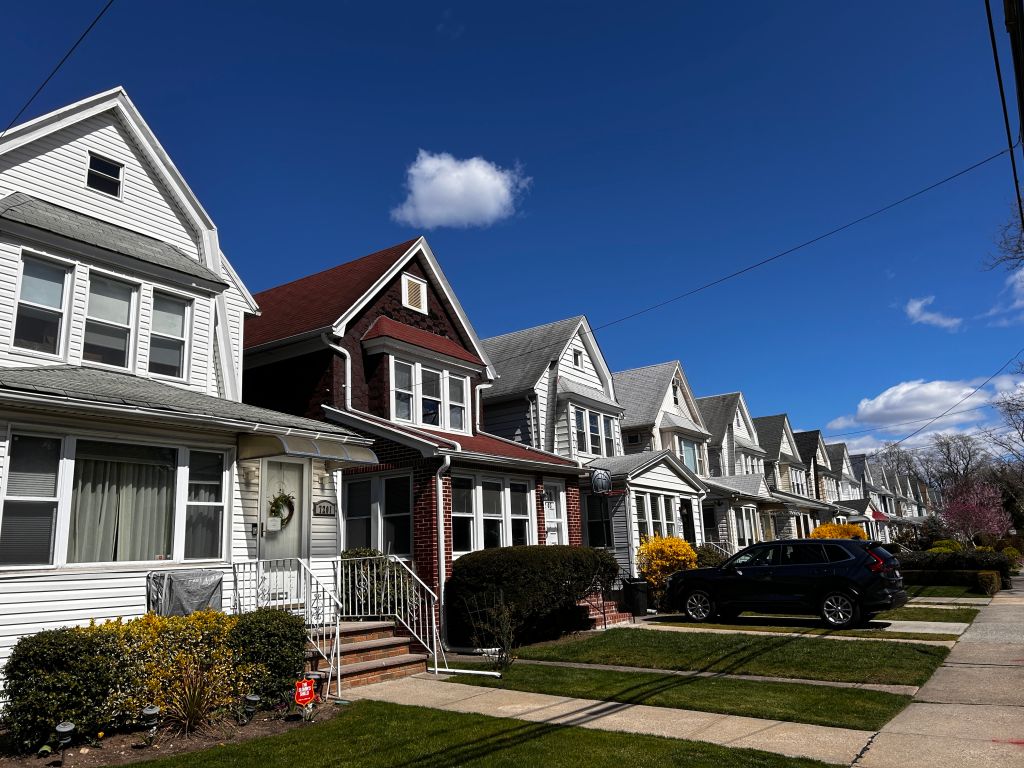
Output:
[0, 0, 115, 141]
[825, 402, 997, 438]
[985, 0, 1024, 230]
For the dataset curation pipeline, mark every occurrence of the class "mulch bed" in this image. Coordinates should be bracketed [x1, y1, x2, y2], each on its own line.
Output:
[0, 703, 340, 767]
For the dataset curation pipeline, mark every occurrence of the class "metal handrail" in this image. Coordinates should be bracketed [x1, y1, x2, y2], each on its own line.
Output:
[233, 558, 344, 698]
[333, 555, 443, 674]
[703, 541, 735, 558]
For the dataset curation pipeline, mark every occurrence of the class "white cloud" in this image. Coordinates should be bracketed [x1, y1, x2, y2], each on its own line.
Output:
[984, 269, 1024, 326]
[391, 150, 530, 229]
[904, 296, 963, 331]
[826, 415, 857, 430]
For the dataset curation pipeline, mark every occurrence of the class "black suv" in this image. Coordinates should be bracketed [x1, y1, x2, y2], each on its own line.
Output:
[666, 539, 908, 629]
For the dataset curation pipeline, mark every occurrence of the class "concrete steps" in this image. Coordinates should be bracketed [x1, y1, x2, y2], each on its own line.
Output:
[579, 597, 635, 628]
[306, 620, 428, 689]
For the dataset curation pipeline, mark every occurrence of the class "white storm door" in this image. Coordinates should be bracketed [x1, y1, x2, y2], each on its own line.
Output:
[544, 481, 566, 545]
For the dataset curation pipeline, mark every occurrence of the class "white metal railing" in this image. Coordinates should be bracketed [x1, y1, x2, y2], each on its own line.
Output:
[334, 555, 442, 672]
[233, 558, 344, 697]
[703, 541, 735, 558]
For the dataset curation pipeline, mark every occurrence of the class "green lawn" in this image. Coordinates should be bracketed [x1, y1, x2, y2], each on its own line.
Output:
[904, 585, 985, 598]
[450, 662, 910, 730]
[651, 619, 958, 642]
[875, 606, 979, 623]
[519, 628, 947, 686]
[138, 700, 831, 768]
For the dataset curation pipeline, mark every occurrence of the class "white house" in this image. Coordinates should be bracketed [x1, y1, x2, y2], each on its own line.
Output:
[0, 89, 376, 670]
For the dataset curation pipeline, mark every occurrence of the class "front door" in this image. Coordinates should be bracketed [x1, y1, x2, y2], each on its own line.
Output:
[261, 459, 305, 604]
[544, 481, 566, 545]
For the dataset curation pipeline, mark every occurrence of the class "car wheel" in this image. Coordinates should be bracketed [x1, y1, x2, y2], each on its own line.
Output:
[684, 589, 715, 622]
[820, 592, 860, 630]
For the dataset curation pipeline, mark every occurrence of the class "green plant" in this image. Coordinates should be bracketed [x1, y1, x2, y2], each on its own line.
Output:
[975, 546, 995, 553]
[637, 536, 697, 608]
[1002, 546, 1022, 563]
[977, 570, 1002, 596]
[228, 608, 307, 703]
[164, 660, 220, 734]
[444, 545, 619, 646]
[695, 544, 727, 568]
[898, 549, 1013, 583]
[2, 627, 120, 751]
[927, 546, 956, 554]
[932, 539, 963, 551]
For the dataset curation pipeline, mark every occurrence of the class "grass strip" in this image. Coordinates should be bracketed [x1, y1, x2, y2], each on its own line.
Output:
[652, 621, 959, 642]
[519, 628, 947, 686]
[905, 585, 985, 598]
[139, 699, 832, 768]
[450, 662, 910, 730]
[875, 606, 979, 623]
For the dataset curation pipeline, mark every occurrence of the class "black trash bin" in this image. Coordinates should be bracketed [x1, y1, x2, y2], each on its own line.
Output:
[622, 578, 648, 617]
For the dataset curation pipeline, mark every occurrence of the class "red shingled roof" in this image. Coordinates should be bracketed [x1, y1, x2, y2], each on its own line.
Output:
[415, 428, 578, 467]
[362, 317, 484, 366]
[246, 238, 419, 348]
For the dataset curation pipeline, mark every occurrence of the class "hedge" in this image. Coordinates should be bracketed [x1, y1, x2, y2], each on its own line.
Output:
[444, 545, 619, 647]
[898, 550, 1013, 584]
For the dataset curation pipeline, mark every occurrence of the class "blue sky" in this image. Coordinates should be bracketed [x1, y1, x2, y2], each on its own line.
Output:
[3, 1, 1022, 453]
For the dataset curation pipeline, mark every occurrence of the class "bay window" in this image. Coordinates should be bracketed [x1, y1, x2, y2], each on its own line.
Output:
[448, 474, 536, 556]
[149, 292, 190, 378]
[0, 434, 229, 567]
[390, 358, 469, 433]
[84, 274, 136, 368]
[573, 406, 617, 457]
[14, 256, 70, 356]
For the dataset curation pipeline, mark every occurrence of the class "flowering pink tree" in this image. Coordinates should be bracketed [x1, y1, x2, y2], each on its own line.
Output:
[941, 481, 1011, 546]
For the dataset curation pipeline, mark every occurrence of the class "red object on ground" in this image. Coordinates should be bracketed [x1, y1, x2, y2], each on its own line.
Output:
[294, 679, 316, 706]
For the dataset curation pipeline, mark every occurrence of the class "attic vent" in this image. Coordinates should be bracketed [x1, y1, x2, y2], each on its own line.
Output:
[402, 274, 427, 314]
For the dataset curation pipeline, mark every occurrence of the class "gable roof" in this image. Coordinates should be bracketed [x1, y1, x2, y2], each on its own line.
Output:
[826, 443, 855, 478]
[481, 315, 600, 401]
[612, 361, 709, 435]
[793, 430, 828, 468]
[0, 192, 226, 287]
[703, 473, 773, 501]
[751, 414, 793, 461]
[587, 449, 706, 492]
[361, 316, 484, 366]
[694, 393, 740, 445]
[246, 239, 417, 348]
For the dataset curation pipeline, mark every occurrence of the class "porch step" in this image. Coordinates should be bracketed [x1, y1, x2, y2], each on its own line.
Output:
[578, 598, 635, 628]
[338, 636, 412, 664]
[336, 653, 429, 688]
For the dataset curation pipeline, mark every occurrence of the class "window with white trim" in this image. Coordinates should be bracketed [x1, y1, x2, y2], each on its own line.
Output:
[390, 358, 469, 433]
[634, 491, 682, 540]
[86, 154, 123, 197]
[572, 349, 583, 367]
[573, 405, 617, 457]
[449, 474, 536, 556]
[14, 256, 70, 356]
[401, 273, 428, 313]
[149, 292, 190, 378]
[679, 436, 704, 474]
[635, 494, 648, 540]
[342, 474, 412, 557]
[672, 382, 679, 405]
[0, 435, 228, 567]
[84, 274, 136, 369]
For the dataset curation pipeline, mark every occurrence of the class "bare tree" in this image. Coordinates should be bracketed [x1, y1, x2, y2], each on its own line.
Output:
[875, 442, 919, 479]
[988, 202, 1024, 271]
[919, 433, 989, 491]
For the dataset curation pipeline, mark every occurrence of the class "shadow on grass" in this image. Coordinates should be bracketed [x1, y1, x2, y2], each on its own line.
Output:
[650, 613, 895, 633]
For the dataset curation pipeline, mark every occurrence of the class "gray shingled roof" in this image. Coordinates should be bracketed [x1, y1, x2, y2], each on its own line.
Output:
[587, 449, 678, 479]
[556, 376, 621, 411]
[703, 473, 772, 500]
[0, 365, 362, 437]
[751, 414, 791, 460]
[793, 431, 824, 467]
[825, 444, 847, 475]
[835, 499, 872, 515]
[694, 393, 740, 445]
[612, 362, 677, 429]
[480, 316, 584, 401]
[0, 192, 225, 286]
[779, 452, 805, 468]
[850, 454, 867, 482]
[660, 411, 707, 435]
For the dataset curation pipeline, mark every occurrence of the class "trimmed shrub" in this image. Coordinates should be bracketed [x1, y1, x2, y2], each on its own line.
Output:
[810, 523, 867, 540]
[977, 570, 1002, 596]
[2, 627, 121, 750]
[932, 539, 963, 552]
[228, 608, 306, 703]
[928, 546, 957, 554]
[695, 544, 727, 569]
[637, 536, 697, 608]
[975, 546, 995, 553]
[444, 545, 619, 647]
[1001, 546, 1021, 563]
[899, 549, 1013, 585]
[901, 569, 982, 587]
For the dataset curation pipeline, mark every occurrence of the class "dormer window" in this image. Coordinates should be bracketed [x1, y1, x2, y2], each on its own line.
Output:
[401, 274, 427, 314]
[390, 357, 468, 432]
[573, 349, 583, 367]
[86, 154, 123, 198]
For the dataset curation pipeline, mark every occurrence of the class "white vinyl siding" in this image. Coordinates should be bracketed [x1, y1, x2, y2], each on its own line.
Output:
[558, 333, 604, 390]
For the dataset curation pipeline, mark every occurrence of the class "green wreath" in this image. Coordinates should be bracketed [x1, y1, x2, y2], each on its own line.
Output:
[268, 490, 295, 528]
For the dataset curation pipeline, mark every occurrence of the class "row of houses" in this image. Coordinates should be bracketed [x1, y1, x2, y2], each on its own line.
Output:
[0, 90, 938, 672]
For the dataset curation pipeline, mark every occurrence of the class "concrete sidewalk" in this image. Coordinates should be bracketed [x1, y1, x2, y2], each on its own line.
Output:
[856, 587, 1024, 767]
[343, 674, 873, 765]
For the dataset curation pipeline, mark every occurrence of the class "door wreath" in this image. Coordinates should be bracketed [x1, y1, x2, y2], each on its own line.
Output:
[268, 490, 295, 528]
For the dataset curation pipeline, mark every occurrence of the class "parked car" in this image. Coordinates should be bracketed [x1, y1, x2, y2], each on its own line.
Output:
[666, 539, 908, 629]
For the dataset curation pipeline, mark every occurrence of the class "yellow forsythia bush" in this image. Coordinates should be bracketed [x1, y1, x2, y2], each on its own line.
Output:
[637, 535, 697, 607]
[809, 523, 867, 540]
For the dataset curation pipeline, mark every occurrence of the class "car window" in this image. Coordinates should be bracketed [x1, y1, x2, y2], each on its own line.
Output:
[730, 546, 777, 567]
[823, 544, 852, 563]
[780, 543, 826, 565]
[868, 544, 894, 561]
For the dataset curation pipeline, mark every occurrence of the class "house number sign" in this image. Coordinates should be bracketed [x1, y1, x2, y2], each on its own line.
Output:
[313, 500, 337, 518]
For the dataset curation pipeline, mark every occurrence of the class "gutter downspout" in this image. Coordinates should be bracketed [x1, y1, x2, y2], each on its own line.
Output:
[322, 333, 353, 410]
[436, 454, 451, 635]
[475, 382, 493, 432]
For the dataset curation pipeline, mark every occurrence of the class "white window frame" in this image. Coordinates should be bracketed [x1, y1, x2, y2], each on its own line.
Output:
[401, 273, 428, 314]
[572, 349, 583, 368]
[573, 405, 616, 458]
[11, 252, 73, 361]
[389, 356, 470, 434]
[634, 490, 683, 540]
[84, 151, 124, 199]
[83, 268, 139, 372]
[0, 427, 233, 571]
[341, 472, 414, 558]
[147, 288, 193, 381]
[448, 472, 536, 557]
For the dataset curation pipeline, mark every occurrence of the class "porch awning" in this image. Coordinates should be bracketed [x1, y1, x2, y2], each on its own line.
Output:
[846, 515, 872, 523]
[238, 434, 378, 466]
[870, 509, 889, 522]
